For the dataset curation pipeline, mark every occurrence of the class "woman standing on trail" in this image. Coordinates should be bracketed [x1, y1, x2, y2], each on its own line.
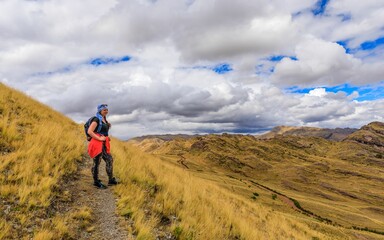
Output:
[87, 104, 118, 189]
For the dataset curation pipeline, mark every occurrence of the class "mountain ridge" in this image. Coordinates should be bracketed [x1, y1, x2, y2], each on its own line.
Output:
[258, 125, 358, 141]
[130, 124, 360, 142]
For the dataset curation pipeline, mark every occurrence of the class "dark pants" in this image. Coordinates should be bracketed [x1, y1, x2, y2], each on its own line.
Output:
[92, 143, 114, 183]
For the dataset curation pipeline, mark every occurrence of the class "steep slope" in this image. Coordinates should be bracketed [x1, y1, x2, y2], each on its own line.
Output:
[0, 83, 135, 240]
[131, 123, 384, 238]
[0, 83, 85, 239]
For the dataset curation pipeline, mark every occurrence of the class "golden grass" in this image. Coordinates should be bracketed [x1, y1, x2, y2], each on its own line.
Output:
[161, 134, 384, 229]
[1, 121, 82, 207]
[71, 206, 94, 231]
[33, 230, 55, 240]
[0, 83, 84, 239]
[112, 140, 360, 239]
[0, 220, 11, 239]
[128, 133, 384, 239]
[51, 216, 69, 237]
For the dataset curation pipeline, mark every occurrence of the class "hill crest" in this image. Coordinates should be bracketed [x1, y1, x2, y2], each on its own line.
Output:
[258, 125, 358, 141]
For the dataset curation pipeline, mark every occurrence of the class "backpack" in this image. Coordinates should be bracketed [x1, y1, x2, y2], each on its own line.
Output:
[84, 116, 102, 141]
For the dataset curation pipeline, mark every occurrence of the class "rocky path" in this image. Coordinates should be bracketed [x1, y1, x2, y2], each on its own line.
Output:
[69, 156, 131, 240]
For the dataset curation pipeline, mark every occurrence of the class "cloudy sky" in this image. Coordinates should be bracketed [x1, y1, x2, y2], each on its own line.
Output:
[1, 0, 383, 139]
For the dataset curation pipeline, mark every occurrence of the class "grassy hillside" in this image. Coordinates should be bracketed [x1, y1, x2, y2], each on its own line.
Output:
[131, 124, 384, 239]
[344, 122, 384, 147]
[0, 83, 84, 239]
[113, 142, 352, 240]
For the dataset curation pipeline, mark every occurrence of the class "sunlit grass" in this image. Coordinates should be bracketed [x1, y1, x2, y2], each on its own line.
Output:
[144, 133, 384, 232]
[33, 230, 55, 240]
[71, 206, 94, 231]
[0, 83, 84, 239]
[112, 141, 352, 239]
[0, 219, 11, 239]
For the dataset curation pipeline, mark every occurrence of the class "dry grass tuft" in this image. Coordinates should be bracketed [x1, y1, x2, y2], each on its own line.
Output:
[33, 230, 55, 240]
[71, 206, 94, 230]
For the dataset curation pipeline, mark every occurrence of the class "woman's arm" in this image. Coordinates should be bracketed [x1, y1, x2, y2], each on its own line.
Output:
[88, 121, 106, 141]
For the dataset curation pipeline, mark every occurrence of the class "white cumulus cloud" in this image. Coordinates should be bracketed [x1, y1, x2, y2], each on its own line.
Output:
[0, 0, 383, 139]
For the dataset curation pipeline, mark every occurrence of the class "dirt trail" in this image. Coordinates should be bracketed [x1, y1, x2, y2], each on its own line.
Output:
[69, 156, 132, 240]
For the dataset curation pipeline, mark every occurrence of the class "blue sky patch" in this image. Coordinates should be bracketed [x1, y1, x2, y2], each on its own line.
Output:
[32, 55, 131, 76]
[269, 56, 285, 62]
[312, 0, 329, 16]
[336, 40, 352, 53]
[360, 36, 384, 51]
[336, 37, 384, 55]
[212, 63, 233, 74]
[268, 55, 297, 62]
[287, 83, 384, 101]
[324, 84, 359, 95]
[354, 85, 384, 101]
[255, 56, 297, 76]
[89, 55, 131, 66]
[190, 63, 233, 74]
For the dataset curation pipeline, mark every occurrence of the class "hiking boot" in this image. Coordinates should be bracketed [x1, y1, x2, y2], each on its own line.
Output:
[108, 177, 118, 185]
[94, 180, 107, 189]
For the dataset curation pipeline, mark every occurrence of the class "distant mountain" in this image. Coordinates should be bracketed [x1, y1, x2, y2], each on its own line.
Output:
[130, 134, 200, 142]
[131, 125, 359, 143]
[258, 125, 358, 141]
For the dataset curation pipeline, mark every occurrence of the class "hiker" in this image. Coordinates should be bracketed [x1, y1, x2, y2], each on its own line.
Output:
[87, 104, 118, 189]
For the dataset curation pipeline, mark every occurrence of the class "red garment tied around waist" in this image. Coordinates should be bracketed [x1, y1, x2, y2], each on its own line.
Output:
[88, 134, 111, 158]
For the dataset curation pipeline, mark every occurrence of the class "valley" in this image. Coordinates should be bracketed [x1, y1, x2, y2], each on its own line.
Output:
[131, 122, 384, 236]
